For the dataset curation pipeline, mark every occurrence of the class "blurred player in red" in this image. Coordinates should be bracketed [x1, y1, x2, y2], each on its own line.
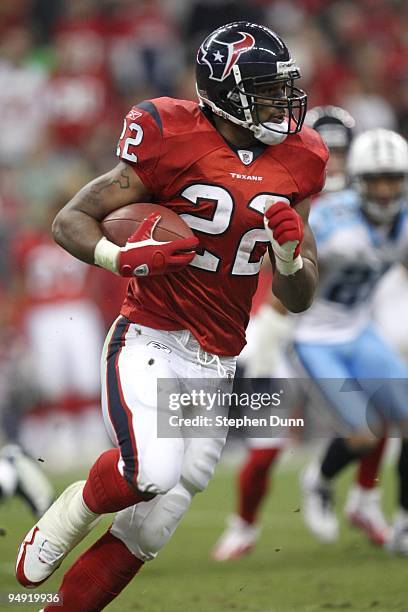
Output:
[212, 106, 389, 561]
[16, 22, 327, 610]
[11, 196, 107, 469]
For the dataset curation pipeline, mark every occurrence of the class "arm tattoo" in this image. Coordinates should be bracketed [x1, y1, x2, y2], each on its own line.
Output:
[86, 166, 131, 208]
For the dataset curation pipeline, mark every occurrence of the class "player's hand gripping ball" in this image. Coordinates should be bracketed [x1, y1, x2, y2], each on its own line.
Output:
[97, 203, 199, 277]
[263, 199, 304, 275]
[116, 212, 198, 277]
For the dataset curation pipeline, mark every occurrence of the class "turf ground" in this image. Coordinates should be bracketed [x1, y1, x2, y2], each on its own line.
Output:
[0, 456, 405, 612]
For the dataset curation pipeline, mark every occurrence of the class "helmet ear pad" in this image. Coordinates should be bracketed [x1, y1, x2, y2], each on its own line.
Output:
[196, 21, 307, 136]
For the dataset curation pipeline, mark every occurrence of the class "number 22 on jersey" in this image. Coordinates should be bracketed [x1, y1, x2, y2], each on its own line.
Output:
[117, 119, 290, 276]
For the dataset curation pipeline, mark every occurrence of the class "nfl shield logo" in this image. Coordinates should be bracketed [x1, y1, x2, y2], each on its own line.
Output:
[238, 150, 253, 165]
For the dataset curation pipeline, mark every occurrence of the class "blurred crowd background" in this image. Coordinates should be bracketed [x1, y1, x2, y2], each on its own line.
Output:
[1, 0, 407, 470]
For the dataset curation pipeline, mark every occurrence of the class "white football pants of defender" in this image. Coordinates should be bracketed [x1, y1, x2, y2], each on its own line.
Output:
[101, 317, 236, 562]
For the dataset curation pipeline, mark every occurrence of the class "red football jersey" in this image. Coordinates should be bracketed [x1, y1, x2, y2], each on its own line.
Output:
[13, 231, 90, 308]
[117, 98, 328, 356]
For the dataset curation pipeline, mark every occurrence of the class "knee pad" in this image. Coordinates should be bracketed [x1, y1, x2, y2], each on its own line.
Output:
[137, 482, 192, 559]
[181, 438, 225, 494]
[111, 483, 192, 562]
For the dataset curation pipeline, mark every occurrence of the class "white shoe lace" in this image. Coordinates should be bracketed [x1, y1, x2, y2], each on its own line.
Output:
[38, 539, 64, 565]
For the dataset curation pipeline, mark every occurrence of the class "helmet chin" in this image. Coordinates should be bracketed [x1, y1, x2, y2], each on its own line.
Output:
[251, 120, 289, 145]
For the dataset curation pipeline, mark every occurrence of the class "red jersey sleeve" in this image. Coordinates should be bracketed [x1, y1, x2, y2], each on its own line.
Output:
[116, 102, 164, 193]
[290, 127, 329, 205]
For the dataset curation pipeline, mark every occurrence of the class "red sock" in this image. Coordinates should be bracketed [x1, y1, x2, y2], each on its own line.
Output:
[357, 437, 387, 489]
[238, 447, 281, 524]
[44, 530, 143, 611]
[83, 448, 154, 513]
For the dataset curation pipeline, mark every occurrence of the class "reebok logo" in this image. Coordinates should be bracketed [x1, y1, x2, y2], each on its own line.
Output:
[147, 341, 172, 354]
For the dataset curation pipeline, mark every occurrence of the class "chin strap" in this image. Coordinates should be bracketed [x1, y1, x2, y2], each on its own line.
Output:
[251, 120, 289, 145]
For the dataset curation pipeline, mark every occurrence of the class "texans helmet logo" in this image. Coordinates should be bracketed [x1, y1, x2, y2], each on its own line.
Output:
[198, 32, 255, 82]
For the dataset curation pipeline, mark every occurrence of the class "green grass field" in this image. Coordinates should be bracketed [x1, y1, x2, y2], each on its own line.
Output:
[0, 458, 405, 612]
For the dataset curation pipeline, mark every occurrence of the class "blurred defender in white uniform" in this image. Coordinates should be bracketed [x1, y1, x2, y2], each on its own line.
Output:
[298, 129, 408, 553]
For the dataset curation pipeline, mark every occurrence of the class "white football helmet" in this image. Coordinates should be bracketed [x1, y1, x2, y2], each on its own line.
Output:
[347, 129, 408, 223]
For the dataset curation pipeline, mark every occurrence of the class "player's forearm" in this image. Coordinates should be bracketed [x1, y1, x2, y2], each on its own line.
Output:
[52, 176, 122, 264]
[52, 205, 103, 265]
[272, 257, 318, 313]
[53, 162, 148, 265]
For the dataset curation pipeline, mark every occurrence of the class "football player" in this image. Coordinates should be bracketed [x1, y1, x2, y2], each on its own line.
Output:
[299, 109, 388, 544]
[294, 129, 408, 553]
[15, 22, 328, 610]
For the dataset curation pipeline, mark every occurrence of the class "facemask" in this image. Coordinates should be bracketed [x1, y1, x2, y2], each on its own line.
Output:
[355, 176, 406, 225]
[361, 197, 403, 225]
[251, 120, 289, 146]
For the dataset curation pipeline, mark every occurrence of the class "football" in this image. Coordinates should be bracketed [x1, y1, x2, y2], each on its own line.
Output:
[101, 203, 194, 247]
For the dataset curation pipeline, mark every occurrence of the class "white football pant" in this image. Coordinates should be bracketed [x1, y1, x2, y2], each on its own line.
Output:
[101, 317, 236, 561]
